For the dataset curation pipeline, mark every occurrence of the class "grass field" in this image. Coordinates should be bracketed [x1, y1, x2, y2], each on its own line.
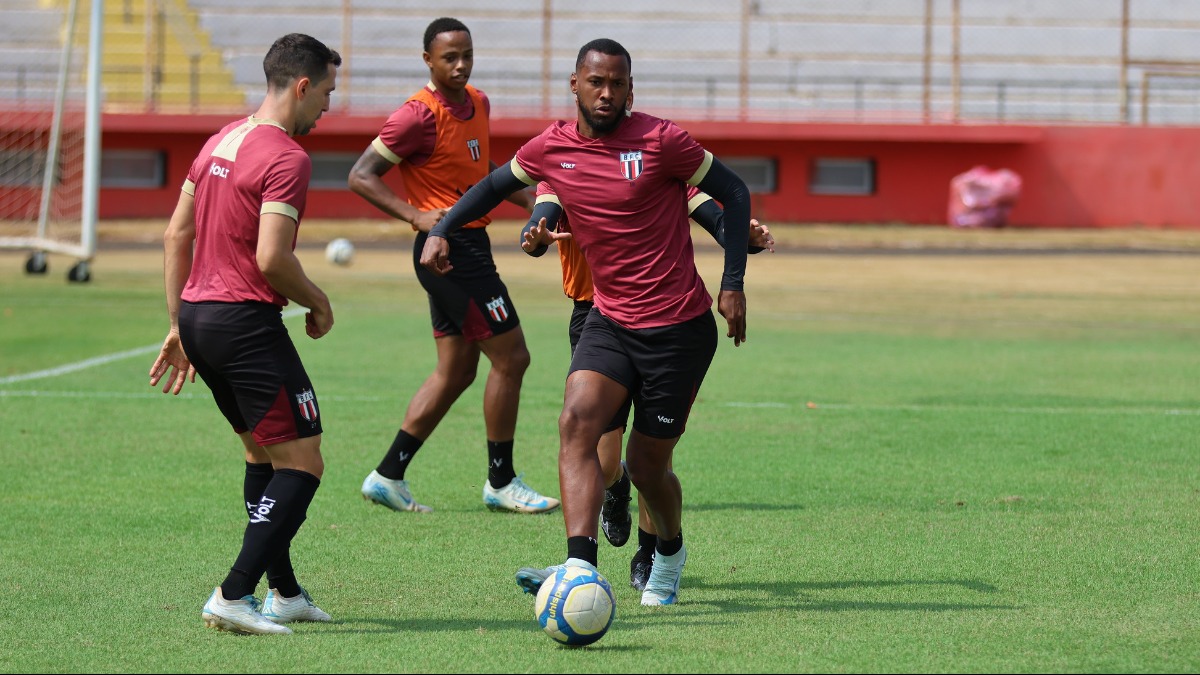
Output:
[1, 224, 1198, 673]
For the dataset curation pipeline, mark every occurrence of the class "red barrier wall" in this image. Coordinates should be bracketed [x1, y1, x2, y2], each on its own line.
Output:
[85, 113, 1200, 228]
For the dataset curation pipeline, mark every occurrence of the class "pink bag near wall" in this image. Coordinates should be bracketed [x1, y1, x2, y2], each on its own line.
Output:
[948, 165, 1022, 228]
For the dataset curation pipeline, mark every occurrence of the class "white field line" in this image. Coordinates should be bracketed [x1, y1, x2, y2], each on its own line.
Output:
[721, 401, 1200, 416]
[0, 389, 384, 402]
[0, 308, 307, 385]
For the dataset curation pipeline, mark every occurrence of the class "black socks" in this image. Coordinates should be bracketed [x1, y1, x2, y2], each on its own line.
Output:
[376, 429, 423, 480]
[242, 462, 302, 598]
[487, 439, 516, 489]
[222, 468, 320, 600]
[567, 536, 599, 567]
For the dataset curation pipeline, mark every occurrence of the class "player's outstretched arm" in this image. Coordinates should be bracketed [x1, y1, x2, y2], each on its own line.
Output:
[422, 161, 531, 275]
[257, 212, 333, 339]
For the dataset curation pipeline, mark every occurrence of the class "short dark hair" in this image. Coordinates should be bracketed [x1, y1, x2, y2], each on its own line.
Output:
[575, 38, 631, 72]
[263, 33, 341, 90]
[424, 17, 470, 52]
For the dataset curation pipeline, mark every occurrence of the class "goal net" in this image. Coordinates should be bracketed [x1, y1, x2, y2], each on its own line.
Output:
[0, 0, 99, 279]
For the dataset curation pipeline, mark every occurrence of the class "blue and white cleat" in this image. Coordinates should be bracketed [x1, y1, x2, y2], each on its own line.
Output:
[261, 587, 332, 624]
[483, 473, 560, 514]
[640, 545, 687, 606]
[362, 470, 432, 513]
[201, 587, 292, 635]
[516, 557, 597, 595]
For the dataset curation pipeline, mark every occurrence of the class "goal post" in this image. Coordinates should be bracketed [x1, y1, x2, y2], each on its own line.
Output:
[0, 0, 102, 282]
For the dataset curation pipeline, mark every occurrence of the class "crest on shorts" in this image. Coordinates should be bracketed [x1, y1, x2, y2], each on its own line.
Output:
[620, 150, 643, 180]
[295, 389, 318, 422]
[467, 138, 481, 162]
[486, 296, 509, 323]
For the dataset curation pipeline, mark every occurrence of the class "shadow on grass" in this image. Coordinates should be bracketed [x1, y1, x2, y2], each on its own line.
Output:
[306, 578, 1014, 636]
[667, 575, 1021, 617]
[305, 616, 655, 648]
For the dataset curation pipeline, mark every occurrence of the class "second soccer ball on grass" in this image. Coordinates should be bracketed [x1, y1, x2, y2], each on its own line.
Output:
[324, 237, 355, 266]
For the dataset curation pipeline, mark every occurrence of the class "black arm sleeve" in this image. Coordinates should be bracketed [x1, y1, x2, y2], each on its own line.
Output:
[520, 201, 565, 257]
[429, 162, 530, 239]
[694, 157, 750, 291]
[690, 199, 765, 254]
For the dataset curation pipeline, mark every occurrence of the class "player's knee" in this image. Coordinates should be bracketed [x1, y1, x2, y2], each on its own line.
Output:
[439, 364, 477, 392]
[624, 453, 665, 489]
[558, 404, 601, 441]
[491, 343, 530, 378]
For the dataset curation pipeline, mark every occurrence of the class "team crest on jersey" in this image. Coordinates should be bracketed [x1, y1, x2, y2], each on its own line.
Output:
[467, 138, 481, 162]
[485, 296, 509, 323]
[295, 389, 318, 422]
[620, 150, 643, 180]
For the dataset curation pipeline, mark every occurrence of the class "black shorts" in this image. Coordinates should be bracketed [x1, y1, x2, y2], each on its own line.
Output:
[569, 308, 717, 439]
[179, 301, 322, 446]
[568, 300, 630, 433]
[413, 229, 520, 343]
[568, 299, 593, 355]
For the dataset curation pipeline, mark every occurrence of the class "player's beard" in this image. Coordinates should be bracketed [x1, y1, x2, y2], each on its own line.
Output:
[578, 97, 625, 136]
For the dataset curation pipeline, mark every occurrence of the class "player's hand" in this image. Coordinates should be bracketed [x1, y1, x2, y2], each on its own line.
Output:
[148, 330, 196, 395]
[420, 235, 453, 276]
[749, 219, 775, 253]
[305, 302, 334, 339]
[717, 290, 747, 347]
[411, 208, 448, 233]
[521, 217, 572, 253]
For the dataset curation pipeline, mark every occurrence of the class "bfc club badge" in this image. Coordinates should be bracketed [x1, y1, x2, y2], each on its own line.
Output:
[620, 150, 643, 180]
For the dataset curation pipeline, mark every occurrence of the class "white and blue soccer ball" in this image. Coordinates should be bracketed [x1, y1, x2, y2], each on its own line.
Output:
[324, 237, 355, 266]
[534, 565, 616, 647]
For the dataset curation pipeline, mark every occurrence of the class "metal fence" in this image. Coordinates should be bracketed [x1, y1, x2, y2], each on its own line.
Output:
[4, 0, 1200, 124]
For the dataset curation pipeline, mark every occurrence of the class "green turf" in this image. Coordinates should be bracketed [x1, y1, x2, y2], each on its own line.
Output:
[0, 247, 1197, 673]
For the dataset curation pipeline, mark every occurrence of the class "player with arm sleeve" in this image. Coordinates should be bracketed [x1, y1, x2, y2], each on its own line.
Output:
[347, 17, 557, 516]
[148, 33, 340, 635]
[521, 180, 773, 590]
[421, 38, 753, 606]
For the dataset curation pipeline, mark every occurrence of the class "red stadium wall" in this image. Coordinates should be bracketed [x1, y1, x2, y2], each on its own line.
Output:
[91, 113, 1200, 228]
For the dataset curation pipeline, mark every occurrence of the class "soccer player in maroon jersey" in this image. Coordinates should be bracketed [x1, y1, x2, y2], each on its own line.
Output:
[347, 17, 558, 515]
[421, 38, 752, 606]
[149, 33, 340, 635]
[521, 181, 774, 591]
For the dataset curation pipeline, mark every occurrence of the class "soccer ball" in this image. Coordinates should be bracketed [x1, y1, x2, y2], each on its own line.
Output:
[533, 565, 615, 647]
[324, 237, 354, 266]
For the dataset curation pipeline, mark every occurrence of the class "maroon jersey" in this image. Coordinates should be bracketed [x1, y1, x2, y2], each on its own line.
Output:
[513, 112, 713, 329]
[181, 117, 309, 306]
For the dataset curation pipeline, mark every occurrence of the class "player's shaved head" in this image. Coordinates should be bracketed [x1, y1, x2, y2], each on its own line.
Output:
[576, 38, 631, 73]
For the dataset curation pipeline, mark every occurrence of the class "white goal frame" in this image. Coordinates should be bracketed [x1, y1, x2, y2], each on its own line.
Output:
[0, 0, 102, 273]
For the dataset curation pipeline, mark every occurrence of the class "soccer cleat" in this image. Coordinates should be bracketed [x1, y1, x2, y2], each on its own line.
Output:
[201, 586, 292, 635]
[361, 470, 432, 513]
[483, 473, 560, 514]
[629, 548, 653, 592]
[515, 557, 597, 595]
[261, 587, 332, 624]
[640, 545, 687, 606]
[600, 464, 632, 547]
